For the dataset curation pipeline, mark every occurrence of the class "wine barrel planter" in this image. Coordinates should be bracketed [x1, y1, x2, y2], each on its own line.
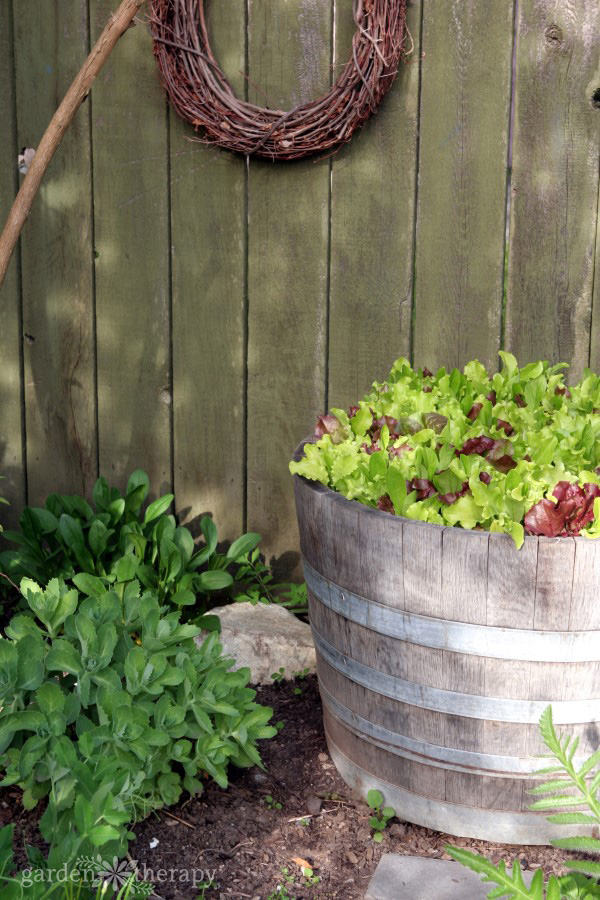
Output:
[292, 441, 600, 844]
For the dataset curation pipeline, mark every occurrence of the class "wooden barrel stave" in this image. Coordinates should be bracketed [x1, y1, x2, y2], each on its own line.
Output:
[294, 454, 600, 843]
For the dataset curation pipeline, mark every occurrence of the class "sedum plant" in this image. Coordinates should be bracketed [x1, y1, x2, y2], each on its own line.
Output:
[290, 354, 600, 547]
[0, 470, 262, 615]
[0, 576, 276, 866]
[0, 821, 149, 898]
[448, 706, 600, 898]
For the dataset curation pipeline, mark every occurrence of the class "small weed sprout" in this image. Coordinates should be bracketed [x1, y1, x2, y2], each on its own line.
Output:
[263, 794, 283, 810]
[367, 789, 395, 843]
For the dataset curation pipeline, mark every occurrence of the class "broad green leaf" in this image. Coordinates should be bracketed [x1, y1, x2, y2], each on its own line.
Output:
[227, 532, 261, 561]
[196, 570, 233, 593]
[143, 494, 174, 525]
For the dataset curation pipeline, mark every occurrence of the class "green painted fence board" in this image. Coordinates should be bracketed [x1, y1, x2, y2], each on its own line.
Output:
[0, 2, 24, 525]
[246, 0, 331, 574]
[13, 0, 96, 503]
[90, 2, 171, 494]
[170, 1, 246, 539]
[505, 0, 600, 381]
[413, 0, 515, 374]
[328, 0, 422, 409]
[1, 2, 600, 564]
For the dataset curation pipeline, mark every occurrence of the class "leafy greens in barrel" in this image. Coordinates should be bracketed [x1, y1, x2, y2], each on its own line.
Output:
[289, 353, 600, 548]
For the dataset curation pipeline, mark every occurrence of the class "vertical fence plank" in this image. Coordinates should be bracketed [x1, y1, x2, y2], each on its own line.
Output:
[90, 4, 171, 494]
[413, 0, 515, 373]
[246, 0, 331, 574]
[327, 0, 422, 408]
[592, 176, 600, 371]
[13, 0, 96, 503]
[0, 2, 25, 524]
[505, 0, 600, 379]
[170, 3, 246, 539]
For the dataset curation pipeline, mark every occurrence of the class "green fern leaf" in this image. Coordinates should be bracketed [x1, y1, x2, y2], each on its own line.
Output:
[589, 770, 600, 794]
[568, 736, 580, 763]
[545, 813, 599, 825]
[530, 795, 582, 811]
[446, 847, 543, 899]
[529, 780, 573, 795]
[566, 860, 600, 878]
[552, 836, 600, 853]
[578, 748, 600, 778]
[545, 875, 561, 900]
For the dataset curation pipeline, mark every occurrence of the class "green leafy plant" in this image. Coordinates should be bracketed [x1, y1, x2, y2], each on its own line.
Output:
[366, 789, 395, 842]
[290, 355, 600, 547]
[0, 470, 263, 617]
[270, 667, 286, 683]
[448, 706, 600, 898]
[0, 576, 276, 867]
[291, 668, 310, 696]
[0, 822, 150, 899]
[263, 794, 283, 810]
[232, 549, 308, 617]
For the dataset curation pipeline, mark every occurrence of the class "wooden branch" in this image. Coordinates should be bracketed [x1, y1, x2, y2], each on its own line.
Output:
[0, 0, 146, 292]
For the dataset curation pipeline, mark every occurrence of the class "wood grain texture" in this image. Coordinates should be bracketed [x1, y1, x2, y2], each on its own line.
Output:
[402, 519, 444, 617]
[533, 538, 575, 631]
[505, 0, 600, 380]
[90, 2, 170, 494]
[297, 475, 600, 828]
[570, 539, 600, 630]
[413, 0, 515, 373]
[327, 0, 421, 408]
[13, 0, 96, 502]
[0, 1, 25, 524]
[486, 533, 537, 628]
[441, 528, 488, 625]
[170, 2, 246, 539]
[246, 0, 331, 575]
[591, 173, 600, 372]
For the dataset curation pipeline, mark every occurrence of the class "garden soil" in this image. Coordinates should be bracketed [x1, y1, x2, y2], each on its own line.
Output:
[1, 676, 579, 899]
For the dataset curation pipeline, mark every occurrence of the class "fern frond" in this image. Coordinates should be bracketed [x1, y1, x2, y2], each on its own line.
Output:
[529, 780, 574, 796]
[552, 836, 600, 853]
[557, 873, 600, 898]
[579, 748, 600, 779]
[446, 847, 544, 899]
[566, 860, 600, 878]
[530, 795, 585, 811]
[545, 813, 599, 826]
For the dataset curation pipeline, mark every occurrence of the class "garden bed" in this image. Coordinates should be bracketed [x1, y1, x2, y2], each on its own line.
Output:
[0, 676, 576, 899]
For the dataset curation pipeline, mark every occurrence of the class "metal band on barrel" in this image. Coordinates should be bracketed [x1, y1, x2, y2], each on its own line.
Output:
[312, 628, 600, 724]
[303, 559, 600, 664]
[320, 687, 586, 776]
[325, 739, 587, 845]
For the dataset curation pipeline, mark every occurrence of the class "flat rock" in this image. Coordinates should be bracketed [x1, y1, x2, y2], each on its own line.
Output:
[365, 855, 534, 900]
[196, 602, 316, 684]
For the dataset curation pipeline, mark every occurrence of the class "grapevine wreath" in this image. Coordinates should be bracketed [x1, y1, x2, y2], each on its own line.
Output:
[149, 0, 409, 160]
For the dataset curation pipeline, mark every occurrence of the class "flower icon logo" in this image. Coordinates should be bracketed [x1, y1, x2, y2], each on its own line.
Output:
[76, 856, 152, 896]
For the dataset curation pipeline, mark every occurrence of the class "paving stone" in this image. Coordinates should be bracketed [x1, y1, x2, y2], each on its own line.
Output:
[365, 854, 534, 900]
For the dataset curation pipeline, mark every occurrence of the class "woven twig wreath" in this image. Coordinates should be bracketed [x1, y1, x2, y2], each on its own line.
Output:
[149, 0, 409, 160]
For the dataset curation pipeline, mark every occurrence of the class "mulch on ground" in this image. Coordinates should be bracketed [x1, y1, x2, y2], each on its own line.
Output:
[1, 675, 578, 899]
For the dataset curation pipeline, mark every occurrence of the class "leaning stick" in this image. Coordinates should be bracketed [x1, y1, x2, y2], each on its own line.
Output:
[0, 0, 146, 292]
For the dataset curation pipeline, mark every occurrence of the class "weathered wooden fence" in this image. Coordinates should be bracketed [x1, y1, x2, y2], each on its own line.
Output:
[1, 1, 599, 574]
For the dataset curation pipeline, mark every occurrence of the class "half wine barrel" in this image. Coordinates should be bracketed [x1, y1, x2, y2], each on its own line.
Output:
[293, 442, 600, 844]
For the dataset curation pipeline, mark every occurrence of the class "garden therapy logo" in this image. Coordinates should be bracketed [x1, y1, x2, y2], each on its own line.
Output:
[76, 855, 152, 895]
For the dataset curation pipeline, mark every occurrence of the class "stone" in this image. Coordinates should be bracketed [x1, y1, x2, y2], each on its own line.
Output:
[365, 855, 534, 900]
[196, 602, 316, 684]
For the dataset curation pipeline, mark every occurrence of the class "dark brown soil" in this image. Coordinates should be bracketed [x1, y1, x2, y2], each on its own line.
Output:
[0, 676, 577, 900]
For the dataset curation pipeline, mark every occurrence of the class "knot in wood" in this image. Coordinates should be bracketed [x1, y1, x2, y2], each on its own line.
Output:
[544, 24, 564, 48]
